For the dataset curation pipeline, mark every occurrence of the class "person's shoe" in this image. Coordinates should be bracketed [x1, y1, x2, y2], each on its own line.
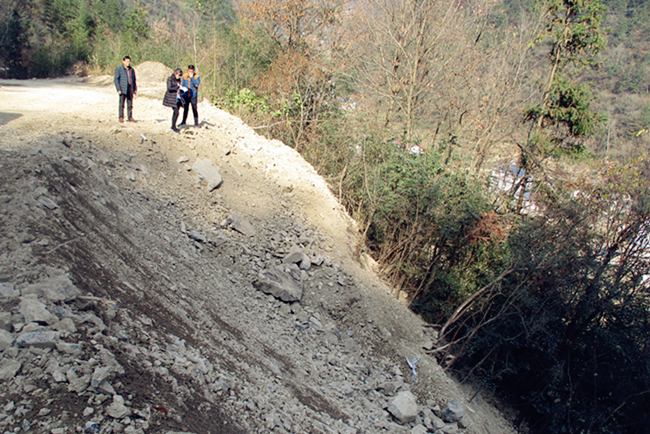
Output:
[171, 127, 180, 133]
[178, 122, 186, 127]
[194, 122, 199, 127]
[118, 118, 124, 123]
[127, 118, 136, 123]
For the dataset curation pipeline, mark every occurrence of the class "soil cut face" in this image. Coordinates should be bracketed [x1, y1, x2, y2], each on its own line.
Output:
[0, 69, 518, 434]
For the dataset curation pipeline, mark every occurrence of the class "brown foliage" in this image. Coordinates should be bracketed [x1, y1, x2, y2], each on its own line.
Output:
[466, 211, 508, 246]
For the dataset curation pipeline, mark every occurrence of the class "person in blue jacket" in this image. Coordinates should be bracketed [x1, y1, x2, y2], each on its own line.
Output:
[179, 65, 201, 127]
[114, 56, 137, 122]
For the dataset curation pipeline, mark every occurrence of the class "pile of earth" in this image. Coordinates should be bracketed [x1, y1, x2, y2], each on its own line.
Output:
[0, 69, 518, 434]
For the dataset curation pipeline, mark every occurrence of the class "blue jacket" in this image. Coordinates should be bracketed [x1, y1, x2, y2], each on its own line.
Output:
[183, 74, 200, 98]
[114, 65, 137, 94]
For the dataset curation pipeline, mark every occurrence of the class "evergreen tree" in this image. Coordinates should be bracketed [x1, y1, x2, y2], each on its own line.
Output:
[523, 0, 607, 167]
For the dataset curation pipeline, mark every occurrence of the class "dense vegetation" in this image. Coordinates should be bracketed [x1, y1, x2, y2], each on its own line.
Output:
[2, 0, 649, 432]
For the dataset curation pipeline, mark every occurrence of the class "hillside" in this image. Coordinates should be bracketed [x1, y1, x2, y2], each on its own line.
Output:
[0, 66, 518, 433]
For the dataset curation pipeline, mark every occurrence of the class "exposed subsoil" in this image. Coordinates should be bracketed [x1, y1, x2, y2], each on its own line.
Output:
[0, 65, 518, 434]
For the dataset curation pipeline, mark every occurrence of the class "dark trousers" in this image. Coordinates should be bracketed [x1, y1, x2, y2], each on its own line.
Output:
[181, 97, 199, 125]
[118, 87, 133, 120]
[171, 104, 180, 128]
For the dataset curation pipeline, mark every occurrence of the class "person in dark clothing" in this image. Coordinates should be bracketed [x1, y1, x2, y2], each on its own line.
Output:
[179, 65, 201, 127]
[163, 69, 183, 133]
[114, 56, 137, 122]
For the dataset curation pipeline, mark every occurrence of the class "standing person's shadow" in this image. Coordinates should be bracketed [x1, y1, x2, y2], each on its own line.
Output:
[0, 112, 22, 126]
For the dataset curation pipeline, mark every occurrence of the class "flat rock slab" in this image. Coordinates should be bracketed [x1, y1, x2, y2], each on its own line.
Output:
[19, 298, 59, 325]
[0, 282, 19, 299]
[254, 268, 303, 302]
[0, 329, 14, 351]
[230, 213, 256, 237]
[16, 330, 60, 348]
[192, 158, 223, 191]
[22, 275, 81, 302]
[0, 360, 22, 381]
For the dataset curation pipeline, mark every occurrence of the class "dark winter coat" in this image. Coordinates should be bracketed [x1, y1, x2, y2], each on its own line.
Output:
[163, 74, 181, 108]
[114, 65, 136, 94]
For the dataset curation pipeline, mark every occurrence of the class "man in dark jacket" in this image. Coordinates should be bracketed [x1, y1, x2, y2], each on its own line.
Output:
[114, 56, 137, 122]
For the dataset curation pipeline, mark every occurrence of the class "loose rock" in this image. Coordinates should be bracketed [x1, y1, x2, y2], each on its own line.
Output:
[387, 391, 419, 424]
[253, 268, 303, 302]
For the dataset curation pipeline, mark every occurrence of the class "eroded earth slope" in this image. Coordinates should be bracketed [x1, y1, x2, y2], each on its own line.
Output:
[0, 67, 517, 434]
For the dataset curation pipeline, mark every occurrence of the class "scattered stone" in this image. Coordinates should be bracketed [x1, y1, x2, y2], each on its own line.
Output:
[283, 251, 302, 264]
[192, 158, 223, 191]
[84, 421, 100, 433]
[106, 395, 132, 419]
[91, 367, 112, 389]
[0, 329, 13, 350]
[67, 368, 90, 394]
[0, 312, 11, 330]
[253, 268, 303, 302]
[444, 400, 464, 423]
[411, 425, 428, 434]
[0, 360, 22, 380]
[56, 341, 83, 354]
[98, 380, 116, 396]
[22, 275, 81, 302]
[458, 416, 470, 429]
[380, 381, 402, 397]
[16, 330, 59, 348]
[387, 391, 419, 424]
[19, 298, 59, 325]
[422, 339, 436, 351]
[38, 196, 59, 209]
[339, 382, 354, 396]
[0, 282, 19, 299]
[440, 425, 460, 434]
[188, 230, 206, 243]
[53, 317, 77, 333]
[178, 156, 190, 163]
[229, 213, 256, 237]
[38, 408, 51, 416]
[51, 369, 67, 383]
[309, 316, 322, 329]
[431, 415, 446, 430]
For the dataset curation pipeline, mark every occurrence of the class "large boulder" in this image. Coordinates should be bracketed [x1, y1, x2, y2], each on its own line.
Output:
[192, 158, 223, 191]
[387, 391, 419, 424]
[444, 400, 464, 422]
[253, 268, 303, 302]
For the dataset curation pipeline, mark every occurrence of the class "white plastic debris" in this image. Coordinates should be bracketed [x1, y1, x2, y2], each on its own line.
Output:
[405, 356, 420, 383]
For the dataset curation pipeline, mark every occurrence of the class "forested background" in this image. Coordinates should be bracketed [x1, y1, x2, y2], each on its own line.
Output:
[2, 0, 649, 432]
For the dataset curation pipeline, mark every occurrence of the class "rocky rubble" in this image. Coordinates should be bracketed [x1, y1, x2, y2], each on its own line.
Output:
[0, 76, 517, 434]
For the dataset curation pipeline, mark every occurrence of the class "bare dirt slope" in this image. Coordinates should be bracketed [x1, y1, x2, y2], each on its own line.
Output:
[0, 67, 517, 434]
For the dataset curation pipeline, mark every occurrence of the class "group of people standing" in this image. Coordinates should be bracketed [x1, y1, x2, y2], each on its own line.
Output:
[113, 56, 201, 133]
[163, 65, 201, 133]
